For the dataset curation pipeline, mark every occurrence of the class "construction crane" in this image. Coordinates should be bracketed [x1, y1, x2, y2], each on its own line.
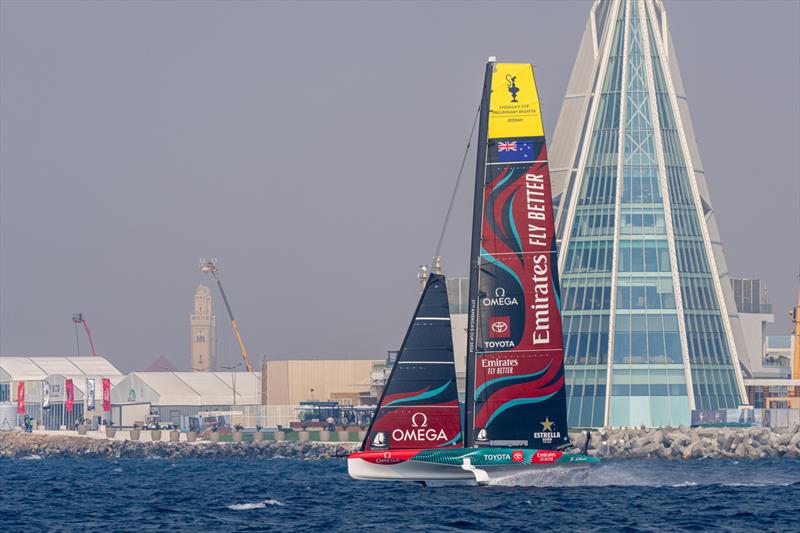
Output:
[72, 313, 97, 357]
[200, 259, 252, 372]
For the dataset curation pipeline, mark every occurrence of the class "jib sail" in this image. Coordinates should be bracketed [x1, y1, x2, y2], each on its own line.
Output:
[464, 62, 569, 450]
[363, 273, 462, 451]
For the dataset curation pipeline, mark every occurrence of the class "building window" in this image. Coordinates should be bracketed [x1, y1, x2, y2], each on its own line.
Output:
[196, 335, 205, 342]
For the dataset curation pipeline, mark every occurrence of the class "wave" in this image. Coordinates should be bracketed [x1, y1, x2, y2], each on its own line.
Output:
[20, 455, 43, 461]
[226, 499, 285, 511]
[486, 463, 800, 488]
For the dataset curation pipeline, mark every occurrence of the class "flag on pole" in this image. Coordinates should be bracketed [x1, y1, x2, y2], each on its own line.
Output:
[87, 379, 96, 412]
[42, 380, 50, 410]
[17, 382, 25, 414]
[102, 378, 111, 412]
[65, 379, 74, 411]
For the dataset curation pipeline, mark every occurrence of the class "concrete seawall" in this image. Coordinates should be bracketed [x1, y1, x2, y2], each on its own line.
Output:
[2, 425, 800, 460]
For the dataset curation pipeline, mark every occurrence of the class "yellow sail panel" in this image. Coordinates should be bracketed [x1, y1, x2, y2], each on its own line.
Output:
[487, 63, 544, 139]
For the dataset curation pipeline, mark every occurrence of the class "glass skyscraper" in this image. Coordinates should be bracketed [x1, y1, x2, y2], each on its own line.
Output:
[550, 0, 749, 427]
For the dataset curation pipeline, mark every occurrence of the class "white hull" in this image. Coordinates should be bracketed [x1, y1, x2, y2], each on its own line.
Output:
[348, 453, 594, 483]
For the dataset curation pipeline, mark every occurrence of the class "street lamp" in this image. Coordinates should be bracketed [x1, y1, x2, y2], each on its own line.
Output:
[221, 363, 242, 406]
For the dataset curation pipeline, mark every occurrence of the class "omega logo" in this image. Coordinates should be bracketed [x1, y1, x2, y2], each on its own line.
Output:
[411, 412, 428, 428]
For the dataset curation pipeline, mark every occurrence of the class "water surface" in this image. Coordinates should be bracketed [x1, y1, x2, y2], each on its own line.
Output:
[1, 458, 798, 531]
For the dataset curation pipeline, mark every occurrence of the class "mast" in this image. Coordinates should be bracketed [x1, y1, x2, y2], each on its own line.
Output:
[464, 60, 494, 448]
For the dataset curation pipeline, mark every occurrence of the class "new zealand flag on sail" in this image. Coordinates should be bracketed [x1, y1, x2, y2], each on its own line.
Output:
[491, 139, 541, 163]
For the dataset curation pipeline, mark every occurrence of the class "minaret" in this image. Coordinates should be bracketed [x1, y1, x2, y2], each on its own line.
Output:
[191, 285, 215, 371]
[550, 0, 749, 428]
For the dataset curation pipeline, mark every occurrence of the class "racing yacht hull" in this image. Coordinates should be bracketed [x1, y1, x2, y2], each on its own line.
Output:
[348, 448, 598, 482]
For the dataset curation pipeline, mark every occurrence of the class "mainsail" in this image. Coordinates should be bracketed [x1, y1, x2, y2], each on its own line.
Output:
[363, 273, 462, 451]
[465, 62, 569, 449]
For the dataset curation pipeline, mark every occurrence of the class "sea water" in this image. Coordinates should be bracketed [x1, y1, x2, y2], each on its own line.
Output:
[0, 458, 798, 531]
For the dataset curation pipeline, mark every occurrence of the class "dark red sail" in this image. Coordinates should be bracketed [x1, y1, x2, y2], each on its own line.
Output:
[465, 62, 570, 450]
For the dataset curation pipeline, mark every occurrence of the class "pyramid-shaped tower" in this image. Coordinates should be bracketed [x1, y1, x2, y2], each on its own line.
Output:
[550, 0, 748, 427]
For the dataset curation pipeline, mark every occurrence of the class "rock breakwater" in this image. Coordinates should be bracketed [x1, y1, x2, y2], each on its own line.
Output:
[0, 433, 356, 460]
[575, 425, 800, 460]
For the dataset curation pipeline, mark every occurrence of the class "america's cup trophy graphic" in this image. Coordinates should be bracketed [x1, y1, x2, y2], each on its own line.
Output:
[506, 74, 519, 102]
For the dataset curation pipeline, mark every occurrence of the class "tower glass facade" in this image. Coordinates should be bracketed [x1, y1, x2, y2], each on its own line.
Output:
[553, 0, 747, 427]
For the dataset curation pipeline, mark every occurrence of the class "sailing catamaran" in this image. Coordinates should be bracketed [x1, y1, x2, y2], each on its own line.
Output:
[348, 59, 598, 483]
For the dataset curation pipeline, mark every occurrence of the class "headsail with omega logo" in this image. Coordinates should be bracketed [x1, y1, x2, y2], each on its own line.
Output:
[362, 273, 462, 451]
[464, 61, 570, 450]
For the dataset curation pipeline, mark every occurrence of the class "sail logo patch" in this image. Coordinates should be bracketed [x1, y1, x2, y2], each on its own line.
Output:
[533, 417, 561, 444]
[390, 412, 447, 443]
[506, 74, 520, 102]
[371, 432, 389, 449]
[482, 287, 518, 307]
[489, 316, 510, 338]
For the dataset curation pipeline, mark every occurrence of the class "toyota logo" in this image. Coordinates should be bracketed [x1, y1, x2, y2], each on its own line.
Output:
[491, 321, 508, 333]
[411, 412, 428, 428]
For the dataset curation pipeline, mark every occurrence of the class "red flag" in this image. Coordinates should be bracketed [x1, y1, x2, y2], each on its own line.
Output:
[17, 382, 25, 414]
[65, 379, 74, 411]
[102, 378, 111, 411]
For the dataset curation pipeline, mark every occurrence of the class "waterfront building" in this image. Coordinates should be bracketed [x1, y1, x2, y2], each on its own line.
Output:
[745, 289, 800, 409]
[0, 356, 123, 429]
[110, 371, 261, 429]
[731, 278, 784, 378]
[446, 277, 468, 396]
[763, 336, 794, 370]
[550, 0, 748, 428]
[190, 285, 216, 371]
[262, 359, 379, 406]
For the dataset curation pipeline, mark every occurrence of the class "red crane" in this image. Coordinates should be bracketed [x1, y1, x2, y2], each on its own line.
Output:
[72, 313, 97, 357]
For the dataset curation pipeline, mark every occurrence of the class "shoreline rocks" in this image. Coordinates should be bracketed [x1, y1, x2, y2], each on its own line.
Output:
[572, 425, 800, 460]
[2, 425, 799, 460]
[0, 432, 356, 460]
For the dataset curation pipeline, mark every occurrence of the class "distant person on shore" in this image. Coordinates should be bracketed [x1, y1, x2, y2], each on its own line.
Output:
[325, 417, 335, 432]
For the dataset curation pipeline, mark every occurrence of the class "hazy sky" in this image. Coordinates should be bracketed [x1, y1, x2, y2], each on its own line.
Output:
[1, 1, 798, 372]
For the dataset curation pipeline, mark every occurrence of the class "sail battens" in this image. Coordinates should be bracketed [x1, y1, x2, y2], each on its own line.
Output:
[487, 160, 548, 166]
[465, 62, 570, 450]
[396, 361, 455, 365]
[479, 251, 552, 257]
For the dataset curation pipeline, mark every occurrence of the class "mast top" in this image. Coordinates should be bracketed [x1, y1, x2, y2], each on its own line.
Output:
[487, 56, 496, 63]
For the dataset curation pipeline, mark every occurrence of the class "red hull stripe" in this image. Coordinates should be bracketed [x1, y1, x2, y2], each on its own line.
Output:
[349, 450, 419, 464]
